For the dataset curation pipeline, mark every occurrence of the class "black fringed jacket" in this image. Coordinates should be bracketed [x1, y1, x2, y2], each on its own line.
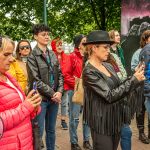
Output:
[83, 62, 143, 136]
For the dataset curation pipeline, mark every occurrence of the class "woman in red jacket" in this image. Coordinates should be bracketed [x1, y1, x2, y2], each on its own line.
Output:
[51, 38, 74, 130]
[0, 36, 41, 150]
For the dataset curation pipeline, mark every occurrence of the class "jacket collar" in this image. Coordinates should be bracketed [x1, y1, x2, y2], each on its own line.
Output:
[54, 51, 64, 57]
[3, 72, 26, 99]
[33, 45, 49, 56]
[103, 63, 120, 81]
[87, 62, 120, 83]
[74, 48, 83, 59]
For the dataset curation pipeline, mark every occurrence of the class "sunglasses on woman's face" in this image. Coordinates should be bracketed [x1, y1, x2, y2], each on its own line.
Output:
[19, 45, 30, 50]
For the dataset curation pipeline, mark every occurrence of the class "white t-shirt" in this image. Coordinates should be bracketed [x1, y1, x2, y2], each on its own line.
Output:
[6, 78, 24, 102]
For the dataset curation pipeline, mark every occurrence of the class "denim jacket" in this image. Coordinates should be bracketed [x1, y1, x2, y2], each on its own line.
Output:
[139, 44, 150, 114]
[131, 48, 142, 71]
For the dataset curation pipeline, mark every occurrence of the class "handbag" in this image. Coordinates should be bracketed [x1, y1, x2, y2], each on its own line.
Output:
[72, 77, 84, 105]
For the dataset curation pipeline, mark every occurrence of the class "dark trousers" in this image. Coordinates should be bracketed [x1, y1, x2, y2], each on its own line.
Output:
[136, 99, 150, 133]
[91, 129, 120, 150]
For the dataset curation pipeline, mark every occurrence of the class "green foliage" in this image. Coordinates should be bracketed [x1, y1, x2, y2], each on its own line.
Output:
[0, 0, 121, 42]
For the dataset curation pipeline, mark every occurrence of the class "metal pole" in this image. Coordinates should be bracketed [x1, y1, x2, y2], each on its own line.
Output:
[44, 0, 47, 25]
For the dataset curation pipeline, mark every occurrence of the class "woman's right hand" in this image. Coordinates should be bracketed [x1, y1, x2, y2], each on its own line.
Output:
[134, 65, 145, 81]
[25, 90, 41, 108]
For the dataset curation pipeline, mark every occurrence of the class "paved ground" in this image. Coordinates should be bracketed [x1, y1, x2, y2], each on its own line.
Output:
[43, 113, 150, 150]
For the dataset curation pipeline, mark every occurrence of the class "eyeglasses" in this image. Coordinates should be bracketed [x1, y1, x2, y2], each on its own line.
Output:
[39, 33, 50, 37]
[19, 45, 30, 50]
[96, 44, 111, 50]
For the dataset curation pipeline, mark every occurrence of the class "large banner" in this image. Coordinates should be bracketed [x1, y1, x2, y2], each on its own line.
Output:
[121, 0, 150, 74]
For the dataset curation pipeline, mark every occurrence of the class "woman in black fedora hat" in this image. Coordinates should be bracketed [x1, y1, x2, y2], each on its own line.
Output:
[82, 30, 145, 150]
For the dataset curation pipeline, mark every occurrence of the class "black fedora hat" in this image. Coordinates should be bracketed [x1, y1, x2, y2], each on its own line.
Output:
[83, 30, 114, 45]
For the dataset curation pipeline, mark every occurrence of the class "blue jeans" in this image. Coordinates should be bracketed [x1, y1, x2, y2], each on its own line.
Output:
[145, 97, 150, 119]
[61, 90, 68, 116]
[37, 100, 59, 150]
[68, 90, 90, 144]
[120, 124, 132, 150]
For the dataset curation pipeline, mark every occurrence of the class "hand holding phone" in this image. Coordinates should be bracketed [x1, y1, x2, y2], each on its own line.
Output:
[25, 90, 41, 109]
[135, 56, 145, 72]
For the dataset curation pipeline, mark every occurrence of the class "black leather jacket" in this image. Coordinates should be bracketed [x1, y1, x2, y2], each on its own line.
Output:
[83, 62, 142, 135]
[27, 46, 64, 100]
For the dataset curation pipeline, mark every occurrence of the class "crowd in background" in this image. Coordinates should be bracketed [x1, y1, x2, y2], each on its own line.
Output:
[0, 24, 150, 150]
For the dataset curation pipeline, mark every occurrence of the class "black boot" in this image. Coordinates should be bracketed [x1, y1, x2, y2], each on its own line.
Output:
[139, 132, 150, 144]
[71, 143, 82, 150]
[83, 141, 93, 150]
[148, 118, 150, 139]
[148, 126, 150, 139]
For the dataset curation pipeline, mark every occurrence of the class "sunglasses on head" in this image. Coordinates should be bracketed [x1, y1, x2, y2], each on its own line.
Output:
[19, 45, 30, 50]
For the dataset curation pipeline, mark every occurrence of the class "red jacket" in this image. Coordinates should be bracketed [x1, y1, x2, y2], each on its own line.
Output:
[51, 40, 74, 90]
[69, 48, 83, 88]
[0, 73, 39, 150]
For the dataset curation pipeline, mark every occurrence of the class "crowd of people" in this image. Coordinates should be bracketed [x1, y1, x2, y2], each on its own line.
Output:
[0, 24, 150, 150]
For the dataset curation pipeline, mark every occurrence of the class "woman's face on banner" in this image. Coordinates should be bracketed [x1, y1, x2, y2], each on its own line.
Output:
[114, 31, 120, 44]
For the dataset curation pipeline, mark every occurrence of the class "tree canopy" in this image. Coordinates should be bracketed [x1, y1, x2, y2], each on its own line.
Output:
[0, 0, 121, 42]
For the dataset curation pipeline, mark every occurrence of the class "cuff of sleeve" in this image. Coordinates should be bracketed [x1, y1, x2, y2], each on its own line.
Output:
[57, 90, 63, 94]
[23, 101, 34, 113]
[50, 91, 55, 97]
[30, 106, 41, 119]
[131, 76, 140, 86]
[37, 106, 41, 115]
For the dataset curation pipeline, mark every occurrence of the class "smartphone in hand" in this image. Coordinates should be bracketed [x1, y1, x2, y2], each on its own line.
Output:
[33, 81, 37, 95]
[139, 56, 145, 70]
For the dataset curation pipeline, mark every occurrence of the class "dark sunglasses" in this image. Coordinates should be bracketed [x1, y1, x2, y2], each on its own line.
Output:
[19, 45, 30, 50]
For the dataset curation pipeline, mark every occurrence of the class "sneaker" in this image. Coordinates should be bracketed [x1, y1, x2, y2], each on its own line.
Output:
[61, 120, 68, 130]
[41, 139, 44, 149]
[83, 141, 93, 150]
[139, 133, 150, 144]
[71, 143, 82, 150]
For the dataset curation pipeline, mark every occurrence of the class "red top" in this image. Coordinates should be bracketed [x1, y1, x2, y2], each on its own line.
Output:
[51, 40, 75, 90]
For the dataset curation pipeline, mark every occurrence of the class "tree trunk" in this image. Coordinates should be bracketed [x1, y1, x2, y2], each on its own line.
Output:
[90, 0, 101, 29]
